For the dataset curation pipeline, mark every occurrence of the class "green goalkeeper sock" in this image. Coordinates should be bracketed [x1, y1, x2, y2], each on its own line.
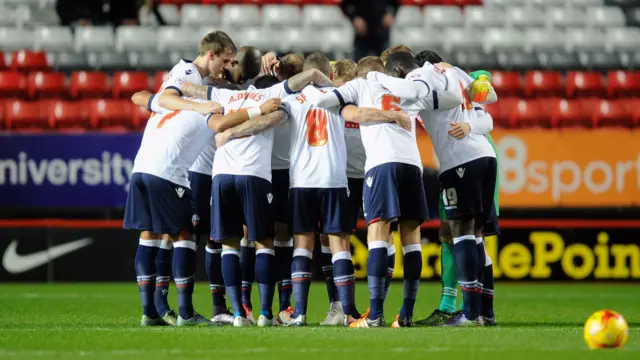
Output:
[460, 298, 464, 311]
[438, 243, 457, 313]
[468, 70, 492, 82]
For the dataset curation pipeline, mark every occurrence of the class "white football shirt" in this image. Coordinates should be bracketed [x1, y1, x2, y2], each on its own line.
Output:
[344, 121, 365, 179]
[208, 81, 294, 181]
[271, 121, 291, 170]
[131, 110, 214, 188]
[408, 65, 495, 174]
[332, 77, 422, 173]
[281, 85, 347, 189]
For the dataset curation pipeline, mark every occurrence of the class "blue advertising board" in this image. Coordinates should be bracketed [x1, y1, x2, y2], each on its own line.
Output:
[0, 133, 141, 207]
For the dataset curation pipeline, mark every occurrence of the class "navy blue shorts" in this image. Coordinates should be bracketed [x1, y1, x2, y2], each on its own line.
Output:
[483, 204, 500, 236]
[210, 174, 274, 242]
[347, 177, 364, 232]
[123, 173, 195, 234]
[439, 157, 497, 225]
[362, 163, 429, 225]
[289, 187, 351, 234]
[188, 171, 212, 236]
[271, 169, 290, 224]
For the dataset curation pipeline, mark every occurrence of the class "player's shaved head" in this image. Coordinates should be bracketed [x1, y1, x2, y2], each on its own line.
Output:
[277, 53, 304, 81]
[332, 59, 357, 85]
[253, 75, 280, 89]
[385, 51, 418, 78]
[415, 50, 444, 67]
[380, 45, 413, 65]
[356, 56, 384, 77]
[303, 52, 332, 77]
[236, 46, 262, 80]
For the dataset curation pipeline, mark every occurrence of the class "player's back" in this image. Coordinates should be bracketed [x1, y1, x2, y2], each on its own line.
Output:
[132, 110, 213, 188]
[284, 85, 347, 188]
[334, 77, 422, 173]
[408, 65, 494, 173]
[210, 82, 291, 181]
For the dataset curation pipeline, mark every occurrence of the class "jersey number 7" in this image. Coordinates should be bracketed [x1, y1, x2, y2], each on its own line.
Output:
[305, 108, 328, 146]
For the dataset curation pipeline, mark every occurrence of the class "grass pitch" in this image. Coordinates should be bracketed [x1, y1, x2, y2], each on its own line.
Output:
[1, 283, 638, 360]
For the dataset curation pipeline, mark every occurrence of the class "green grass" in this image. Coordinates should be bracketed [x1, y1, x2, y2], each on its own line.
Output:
[0, 283, 638, 360]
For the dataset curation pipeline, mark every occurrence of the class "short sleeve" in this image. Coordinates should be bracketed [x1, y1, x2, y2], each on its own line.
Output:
[207, 87, 235, 105]
[263, 81, 295, 99]
[162, 65, 202, 96]
[147, 93, 166, 114]
[333, 78, 363, 107]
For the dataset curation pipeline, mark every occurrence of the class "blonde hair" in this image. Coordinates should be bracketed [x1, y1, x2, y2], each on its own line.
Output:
[332, 59, 357, 82]
[356, 56, 384, 77]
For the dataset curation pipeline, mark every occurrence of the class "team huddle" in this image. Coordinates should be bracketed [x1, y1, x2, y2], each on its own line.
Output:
[124, 31, 500, 328]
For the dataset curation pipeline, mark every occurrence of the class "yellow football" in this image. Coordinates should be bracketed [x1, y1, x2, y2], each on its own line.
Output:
[584, 310, 629, 349]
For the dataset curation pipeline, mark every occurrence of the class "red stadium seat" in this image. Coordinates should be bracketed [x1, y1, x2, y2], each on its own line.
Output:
[133, 105, 152, 129]
[113, 72, 150, 98]
[510, 99, 554, 128]
[11, 50, 49, 72]
[0, 52, 7, 71]
[70, 71, 110, 99]
[565, 72, 605, 98]
[485, 97, 519, 128]
[154, 71, 170, 92]
[89, 99, 134, 129]
[444, 0, 482, 5]
[27, 72, 68, 99]
[524, 71, 564, 97]
[5, 100, 50, 129]
[593, 99, 635, 128]
[551, 98, 592, 128]
[606, 71, 640, 97]
[49, 100, 91, 129]
[0, 72, 27, 98]
[490, 71, 523, 97]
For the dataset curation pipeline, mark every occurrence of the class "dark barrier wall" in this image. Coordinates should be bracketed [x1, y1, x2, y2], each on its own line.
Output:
[1, 219, 638, 282]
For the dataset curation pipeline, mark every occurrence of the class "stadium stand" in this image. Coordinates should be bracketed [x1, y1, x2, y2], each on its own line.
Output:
[0, 0, 638, 130]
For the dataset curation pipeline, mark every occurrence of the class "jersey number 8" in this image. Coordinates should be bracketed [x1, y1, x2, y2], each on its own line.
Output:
[305, 108, 328, 146]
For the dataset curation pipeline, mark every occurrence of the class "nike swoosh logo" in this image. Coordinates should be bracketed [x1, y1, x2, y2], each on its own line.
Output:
[2, 238, 94, 274]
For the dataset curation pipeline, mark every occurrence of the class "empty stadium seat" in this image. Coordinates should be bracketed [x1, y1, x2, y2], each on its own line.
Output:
[395, 27, 445, 54]
[512, 99, 550, 128]
[537, 51, 582, 70]
[0, 72, 27, 98]
[87, 52, 131, 71]
[483, 28, 525, 52]
[0, 5, 28, 27]
[11, 50, 49, 72]
[454, 50, 499, 69]
[158, 5, 181, 25]
[579, 51, 623, 70]
[5, 100, 49, 129]
[525, 71, 564, 97]
[526, 28, 566, 53]
[263, 5, 301, 29]
[28, 7, 60, 27]
[89, 99, 134, 129]
[506, 6, 546, 28]
[552, 98, 592, 127]
[50, 52, 90, 72]
[181, 4, 220, 27]
[134, 105, 152, 129]
[530, 0, 571, 7]
[424, 6, 463, 28]
[593, 99, 635, 127]
[497, 51, 541, 70]
[75, 26, 115, 53]
[130, 52, 173, 71]
[116, 26, 158, 53]
[626, 7, 640, 27]
[586, 6, 626, 28]
[302, 5, 347, 29]
[546, 7, 587, 29]
[607, 70, 640, 96]
[565, 28, 607, 52]
[70, 71, 109, 99]
[566, 71, 605, 97]
[606, 27, 640, 52]
[464, 6, 505, 28]
[568, 0, 608, 7]
[157, 27, 199, 53]
[0, 52, 6, 71]
[442, 27, 483, 52]
[221, 5, 261, 29]
[491, 71, 524, 96]
[395, 6, 423, 28]
[322, 27, 354, 54]
[284, 28, 322, 53]
[34, 26, 74, 52]
[484, 0, 528, 5]
[112, 72, 149, 98]
[27, 71, 67, 99]
[49, 100, 90, 129]
[485, 97, 519, 127]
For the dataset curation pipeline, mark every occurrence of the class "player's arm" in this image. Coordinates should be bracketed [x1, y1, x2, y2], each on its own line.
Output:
[207, 98, 282, 133]
[310, 78, 362, 108]
[216, 108, 290, 147]
[340, 105, 411, 131]
[367, 71, 426, 100]
[448, 106, 494, 139]
[285, 68, 334, 93]
[158, 88, 219, 114]
[131, 90, 166, 115]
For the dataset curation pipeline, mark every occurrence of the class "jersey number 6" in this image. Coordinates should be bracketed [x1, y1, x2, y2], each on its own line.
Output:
[305, 108, 328, 147]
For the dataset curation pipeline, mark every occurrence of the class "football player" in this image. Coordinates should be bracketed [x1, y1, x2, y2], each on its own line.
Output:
[310, 53, 463, 328]
[377, 52, 497, 326]
[181, 68, 336, 327]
